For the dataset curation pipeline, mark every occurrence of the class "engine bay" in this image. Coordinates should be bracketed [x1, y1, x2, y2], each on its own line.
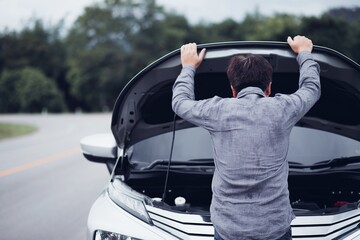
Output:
[126, 168, 360, 215]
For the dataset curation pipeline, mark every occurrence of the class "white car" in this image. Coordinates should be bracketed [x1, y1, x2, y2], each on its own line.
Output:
[81, 41, 360, 240]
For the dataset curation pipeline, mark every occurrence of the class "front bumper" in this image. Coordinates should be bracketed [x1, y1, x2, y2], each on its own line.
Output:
[87, 189, 360, 240]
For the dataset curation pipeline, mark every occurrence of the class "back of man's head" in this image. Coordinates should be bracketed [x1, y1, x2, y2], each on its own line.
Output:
[227, 54, 273, 94]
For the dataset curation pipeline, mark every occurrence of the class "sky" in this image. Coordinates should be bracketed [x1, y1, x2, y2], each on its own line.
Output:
[0, 0, 359, 31]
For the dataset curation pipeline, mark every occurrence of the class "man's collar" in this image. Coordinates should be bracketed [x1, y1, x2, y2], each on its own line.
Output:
[236, 87, 266, 98]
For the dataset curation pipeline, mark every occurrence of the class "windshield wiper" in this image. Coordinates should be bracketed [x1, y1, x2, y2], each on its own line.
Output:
[143, 159, 214, 170]
[311, 156, 360, 169]
[289, 156, 360, 170]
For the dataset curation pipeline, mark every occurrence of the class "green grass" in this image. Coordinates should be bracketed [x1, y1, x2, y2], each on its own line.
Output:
[0, 122, 37, 140]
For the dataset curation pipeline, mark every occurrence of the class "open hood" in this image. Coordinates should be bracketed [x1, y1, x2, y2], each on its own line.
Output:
[111, 41, 360, 150]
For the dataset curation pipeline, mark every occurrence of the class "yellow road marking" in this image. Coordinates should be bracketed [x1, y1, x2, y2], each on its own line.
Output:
[0, 147, 80, 177]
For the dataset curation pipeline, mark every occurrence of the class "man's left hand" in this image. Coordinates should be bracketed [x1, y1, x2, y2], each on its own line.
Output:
[181, 43, 206, 68]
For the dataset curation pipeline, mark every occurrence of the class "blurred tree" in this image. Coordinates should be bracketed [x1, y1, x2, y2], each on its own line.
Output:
[16, 67, 67, 112]
[299, 15, 351, 56]
[199, 19, 244, 42]
[0, 70, 20, 112]
[241, 12, 300, 41]
[0, 67, 66, 113]
[66, 1, 138, 111]
[1, 4, 360, 113]
[66, 0, 194, 111]
[0, 20, 72, 110]
[324, 7, 360, 62]
[327, 7, 360, 23]
[135, 13, 190, 57]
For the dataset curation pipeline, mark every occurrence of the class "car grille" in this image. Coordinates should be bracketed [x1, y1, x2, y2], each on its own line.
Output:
[291, 209, 360, 239]
[146, 205, 360, 239]
[146, 205, 213, 239]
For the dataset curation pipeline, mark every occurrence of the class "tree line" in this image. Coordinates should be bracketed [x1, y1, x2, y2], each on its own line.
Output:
[1, 0, 359, 113]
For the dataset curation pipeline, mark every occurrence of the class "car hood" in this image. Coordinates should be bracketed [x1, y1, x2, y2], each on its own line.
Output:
[111, 41, 360, 149]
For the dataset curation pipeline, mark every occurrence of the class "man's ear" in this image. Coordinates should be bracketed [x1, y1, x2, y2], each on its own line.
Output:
[231, 85, 237, 98]
[264, 82, 272, 97]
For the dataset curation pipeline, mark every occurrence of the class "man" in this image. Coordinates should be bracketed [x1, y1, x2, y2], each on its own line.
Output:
[172, 36, 320, 240]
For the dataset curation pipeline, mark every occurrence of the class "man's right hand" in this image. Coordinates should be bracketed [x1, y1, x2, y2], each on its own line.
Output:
[287, 35, 313, 53]
[181, 43, 206, 68]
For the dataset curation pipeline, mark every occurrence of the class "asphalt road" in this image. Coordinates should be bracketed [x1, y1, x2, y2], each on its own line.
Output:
[0, 113, 112, 240]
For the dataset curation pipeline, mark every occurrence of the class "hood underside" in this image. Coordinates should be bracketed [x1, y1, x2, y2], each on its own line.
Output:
[111, 41, 360, 149]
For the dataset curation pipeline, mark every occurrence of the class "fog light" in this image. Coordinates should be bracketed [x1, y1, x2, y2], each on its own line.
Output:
[95, 230, 143, 240]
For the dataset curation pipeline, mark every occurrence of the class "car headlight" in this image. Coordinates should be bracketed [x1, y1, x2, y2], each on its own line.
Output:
[95, 230, 143, 240]
[108, 177, 153, 225]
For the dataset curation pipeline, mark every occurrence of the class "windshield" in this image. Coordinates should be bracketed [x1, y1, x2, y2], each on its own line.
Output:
[128, 126, 360, 168]
[287, 127, 360, 165]
[128, 127, 212, 168]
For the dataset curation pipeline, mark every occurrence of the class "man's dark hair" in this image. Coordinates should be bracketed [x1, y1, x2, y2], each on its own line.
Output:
[227, 54, 273, 93]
